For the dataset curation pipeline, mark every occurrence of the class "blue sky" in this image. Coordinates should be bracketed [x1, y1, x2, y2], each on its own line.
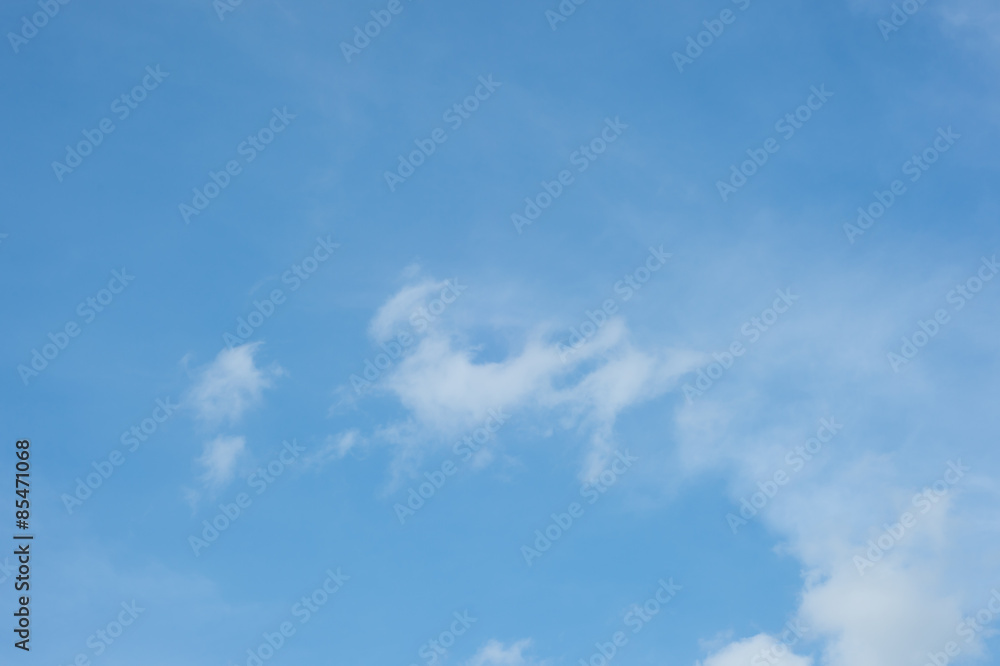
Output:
[2, 0, 1000, 664]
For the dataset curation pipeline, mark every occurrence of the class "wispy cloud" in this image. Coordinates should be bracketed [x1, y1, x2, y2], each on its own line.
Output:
[349, 277, 706, 479]
[368, 277, 446, 343]
[465, 640, 539, 666]
[197, 435, 246, 489]
[697, 634, 811, 666]
[303, 429, 363, 468]
[185, 342, 282, 426]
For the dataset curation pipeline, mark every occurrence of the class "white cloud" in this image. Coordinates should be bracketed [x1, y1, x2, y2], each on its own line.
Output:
[678, 408, 983, 666]
[465, 639, 537, 666]
[304, 429, 363, 468]
[357, 278, 706, 478]
[185, 342, 282, 425]
[197, 435, 246, 489]
[697, 634, 811, 666]
[672, 268, 999, 666]
[368, 278, 446, 343]
[799, 564, 965, 666]
[360, 263, 1000, 666]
